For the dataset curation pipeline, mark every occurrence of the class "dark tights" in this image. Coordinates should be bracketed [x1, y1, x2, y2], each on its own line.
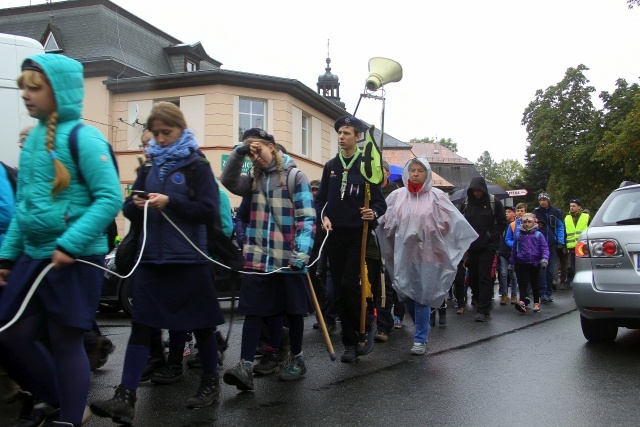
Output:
[241, 314, 304, 362]
[0, 314, 88, 426]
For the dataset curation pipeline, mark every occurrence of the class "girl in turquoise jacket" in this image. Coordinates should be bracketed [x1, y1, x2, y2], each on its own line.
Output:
[0, 54, 121, 427]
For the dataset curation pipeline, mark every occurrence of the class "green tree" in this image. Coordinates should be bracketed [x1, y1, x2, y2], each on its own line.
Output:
[409, 137, 458, 152]
[521, 64, 604, 208]
[475, 151, 498, 184]
[494, 159, 524, 189]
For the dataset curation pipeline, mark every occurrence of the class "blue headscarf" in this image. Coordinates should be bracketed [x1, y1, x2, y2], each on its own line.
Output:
[147, 129, 199, 181]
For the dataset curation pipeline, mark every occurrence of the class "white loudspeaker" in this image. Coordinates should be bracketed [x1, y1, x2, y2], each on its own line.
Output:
[365, 57, 403, 91]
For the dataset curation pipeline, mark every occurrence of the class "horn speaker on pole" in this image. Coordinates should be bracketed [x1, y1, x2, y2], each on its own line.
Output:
[365, 57, 403, 91]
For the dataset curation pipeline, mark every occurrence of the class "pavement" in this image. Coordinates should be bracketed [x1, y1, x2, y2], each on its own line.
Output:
[0, 285, 578, 427]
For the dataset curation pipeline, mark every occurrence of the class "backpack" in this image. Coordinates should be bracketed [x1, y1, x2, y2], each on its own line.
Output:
[68, 123, 119, 184]
[0, 162, 17, 194]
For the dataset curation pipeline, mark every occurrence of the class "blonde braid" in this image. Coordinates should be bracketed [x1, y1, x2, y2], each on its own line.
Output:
[274, 150, 283, 186]
[46, 111, 71, 196]
[252, 164, 261, 191]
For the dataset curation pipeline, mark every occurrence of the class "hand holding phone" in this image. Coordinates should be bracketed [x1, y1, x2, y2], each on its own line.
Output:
[132, 190, 148, 199]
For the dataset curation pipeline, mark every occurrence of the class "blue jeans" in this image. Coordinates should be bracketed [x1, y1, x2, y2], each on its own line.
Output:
[403, 299, 431, 344]
[539, 245, 558, 299]
[499, 255, 518, 297]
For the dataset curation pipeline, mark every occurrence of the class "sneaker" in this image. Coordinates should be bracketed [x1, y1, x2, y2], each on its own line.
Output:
[511, 295, 518, 304]
[524, 297, 531, 306]
[140, 355, 166, 382]
[186, 352, 202, 369]
[410, 342, 426, 355]
[341, 346, 358, 363]
[474, 313, 488, 322]
[515, 301, 526, 313]
[533, 303, 541, 312]
[500, 295, 509, 305]
[356, 321, 376, 356]
[374, 331, 389, 343]
[150, 363, 184, 384]
[222, 360, 254, 391]
[253, 349, 280, 375]
[394, 316, 403, 329]
[90, 384, 136, 425]
[278, 353, 307, 381]
[88, 336, 115, 371]
[186, 373, 220, 408]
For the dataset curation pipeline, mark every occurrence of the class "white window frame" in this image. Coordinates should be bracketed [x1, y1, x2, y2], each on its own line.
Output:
[301, 114, 309, 156]
[239, 98, 266, 142]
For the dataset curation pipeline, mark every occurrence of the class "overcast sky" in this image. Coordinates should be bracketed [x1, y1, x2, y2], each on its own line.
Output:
[4, 0, 640, 164]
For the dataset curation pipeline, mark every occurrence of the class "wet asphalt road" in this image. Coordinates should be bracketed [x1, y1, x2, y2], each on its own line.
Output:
[3, 288, 640, 426]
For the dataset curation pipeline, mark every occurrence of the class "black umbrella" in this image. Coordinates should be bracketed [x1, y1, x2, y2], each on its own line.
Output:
[449, 185, 509, 205]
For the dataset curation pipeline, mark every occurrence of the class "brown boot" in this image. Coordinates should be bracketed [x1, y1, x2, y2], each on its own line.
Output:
[500, 295, 508, 305]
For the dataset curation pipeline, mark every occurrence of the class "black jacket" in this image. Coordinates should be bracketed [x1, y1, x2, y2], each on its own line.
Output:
[463, 177, 508, 252]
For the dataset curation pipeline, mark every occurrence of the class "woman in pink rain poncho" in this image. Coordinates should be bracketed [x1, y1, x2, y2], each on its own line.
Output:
[377, 158, 477, 355]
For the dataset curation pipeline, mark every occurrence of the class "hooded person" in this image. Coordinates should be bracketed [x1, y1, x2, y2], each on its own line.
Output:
[458, 176, 508, 322]
[377, 158, 477, 355]
[0, 54, 122, 427]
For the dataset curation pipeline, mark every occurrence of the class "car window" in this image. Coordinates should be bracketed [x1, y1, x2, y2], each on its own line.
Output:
[593, 188, 640, 226]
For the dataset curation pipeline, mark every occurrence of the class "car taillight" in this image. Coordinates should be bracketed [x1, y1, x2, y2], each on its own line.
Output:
[586, 239, 623, 258]
[575, 240, 589, 257]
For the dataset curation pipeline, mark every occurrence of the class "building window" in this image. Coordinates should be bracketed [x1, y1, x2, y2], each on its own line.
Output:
[239, 98, 265, 141]
[186, 60, 197, 72]
[301, 114, 309, 156]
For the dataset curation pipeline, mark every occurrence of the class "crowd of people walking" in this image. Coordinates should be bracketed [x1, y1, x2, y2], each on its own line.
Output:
[0, 53, 586, 427]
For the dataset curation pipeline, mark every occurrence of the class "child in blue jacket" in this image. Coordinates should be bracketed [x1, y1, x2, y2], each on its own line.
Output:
[509, 213, 549, 313]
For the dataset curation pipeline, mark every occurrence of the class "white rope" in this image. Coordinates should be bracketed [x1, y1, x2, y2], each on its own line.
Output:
[0, 199, 329, 333]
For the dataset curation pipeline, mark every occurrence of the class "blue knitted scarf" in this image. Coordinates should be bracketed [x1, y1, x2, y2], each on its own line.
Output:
[147, 129, 199, 181]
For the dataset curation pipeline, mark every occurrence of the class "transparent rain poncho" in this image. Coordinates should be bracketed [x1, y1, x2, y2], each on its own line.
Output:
[377, 158, 478, 307]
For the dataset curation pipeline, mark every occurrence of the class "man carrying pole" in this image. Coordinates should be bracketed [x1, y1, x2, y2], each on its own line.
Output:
[314, 116, 386, 363]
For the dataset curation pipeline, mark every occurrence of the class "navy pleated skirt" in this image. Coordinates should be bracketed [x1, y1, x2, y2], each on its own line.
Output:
[0, 254, 103, 330]
[238, 271, 313, 317]
[130, 263, 224, 330]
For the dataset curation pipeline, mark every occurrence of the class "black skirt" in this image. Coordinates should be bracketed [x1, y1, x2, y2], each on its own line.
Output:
[131, 263, 224, 330]
[0, 254, 103, 330]
[238, 271, 313, 316]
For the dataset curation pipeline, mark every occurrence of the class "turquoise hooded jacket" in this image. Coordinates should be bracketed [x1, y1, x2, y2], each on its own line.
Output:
[0, 54, 122, 260]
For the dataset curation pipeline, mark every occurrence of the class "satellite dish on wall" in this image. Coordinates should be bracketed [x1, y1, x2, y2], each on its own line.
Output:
[128, 104, 138, 125]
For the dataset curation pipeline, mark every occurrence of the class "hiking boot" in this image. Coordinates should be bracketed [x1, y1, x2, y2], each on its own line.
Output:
[90, 384, 136, 425]
[500, 295, 509, 305]
[356, 321, 376, 356]
[516, 301, 526, 313]
[87, 336, 115, 372]
[474, 313, 488, 322]
[151, 344, 184, 384]
[187, 351, 202, 369]
[533, 303, 541, 312]
[277, 353, 307, 381]
[456, 306, 465, 315]
[222, 360, 254, 391]
[511, 295, 518, 304]
[278, 327, 290, 363]
[186, 373, 220, 408]
[340, 346, 358, 363]
[13, 402, 58, 427]
[374, 331, 388, 343]
[438, 306, 447, 325]
[410, 342, 426, 355]
[253, 349, 280, 375]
